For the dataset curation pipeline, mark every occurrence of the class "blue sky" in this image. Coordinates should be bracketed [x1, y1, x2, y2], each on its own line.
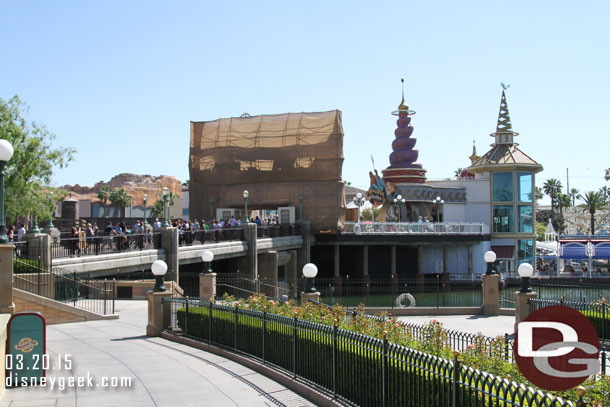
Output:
[1, 1, 608, 204]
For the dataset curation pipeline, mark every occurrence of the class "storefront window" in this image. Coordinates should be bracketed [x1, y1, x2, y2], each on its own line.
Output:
[517, 172, 533, 202]
[493, 205, 513, 232]
[518, 205, 533, 233]
[518, 239, 534, 265]
[492, 172, 513, 202]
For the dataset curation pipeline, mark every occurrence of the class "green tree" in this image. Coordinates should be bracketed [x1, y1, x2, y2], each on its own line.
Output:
[557, 193, 571, 217]
[96, 185, 111, 217]
[0, 95, 75, 222]
[569, 188, 579, 207]
[109, 188, 132, 218]
[361, 207, 381, 221]
[534, 186, 544, 202]
[599, 186, 610, 204]
[454, 168, 465, 179]
[577, 191, 607, 235]
[150, 191, 178, 219]
[605, 168, 610, 181]
[535, 222, 546, 242]
[543, 179, 562, 213]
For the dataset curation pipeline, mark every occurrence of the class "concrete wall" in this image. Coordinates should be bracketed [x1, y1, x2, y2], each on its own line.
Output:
[13, 289, 118, 324]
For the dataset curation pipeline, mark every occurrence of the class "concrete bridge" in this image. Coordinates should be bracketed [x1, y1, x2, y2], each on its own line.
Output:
[23, 223, 311, 286]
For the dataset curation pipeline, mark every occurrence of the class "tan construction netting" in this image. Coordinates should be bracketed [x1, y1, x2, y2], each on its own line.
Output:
[189, 110, 345, 231]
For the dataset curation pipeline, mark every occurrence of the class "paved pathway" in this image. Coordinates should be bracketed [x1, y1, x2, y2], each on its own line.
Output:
[397, 314, 516, 338]
[1, 301, 315, 407]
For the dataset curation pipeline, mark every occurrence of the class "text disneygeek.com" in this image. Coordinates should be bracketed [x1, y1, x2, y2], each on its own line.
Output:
[7, 372, 133, 390]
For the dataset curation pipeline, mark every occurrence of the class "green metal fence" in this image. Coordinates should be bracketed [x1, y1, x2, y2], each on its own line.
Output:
[164, 298, 579, 407]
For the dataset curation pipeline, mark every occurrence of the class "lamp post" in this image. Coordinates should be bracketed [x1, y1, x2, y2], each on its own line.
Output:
[484, 250, 497, 276]
[161, 187, 169, 227]
[151, 260, 168, 292]
[242, 190, 249, 224]
[393, 195, 406, 223]
[142, 194, 148, 225]
[303, 263, 318, 293]
[210, 196, 214, 220]
[30, 216, 41, 234]
[433, 196, 444, 222]
[352, 192, 366, 223]
[518, 263, 533, 293]
[0, 140, 14, 244]
[298, 194, 304, 221]
[202, 250, 214, 273]
[46, 191, 55, 229]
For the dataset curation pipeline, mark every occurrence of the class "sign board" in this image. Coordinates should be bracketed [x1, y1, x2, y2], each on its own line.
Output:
[6, 312, 46, 386]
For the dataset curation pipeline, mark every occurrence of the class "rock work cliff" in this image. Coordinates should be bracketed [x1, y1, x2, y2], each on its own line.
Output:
[60, 173, 183, 206]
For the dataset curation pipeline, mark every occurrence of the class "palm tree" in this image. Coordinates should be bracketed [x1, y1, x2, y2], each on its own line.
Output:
[577, 191, 607, 235]
[534, 186, 544, 202]
[557, 193, 571, 217]
[569, 188, 579, 207]
[454, 168, 465, 179]
[109, 188, 133, 218]
[599, 186, 610, 204]
[543, 179, 563, 213]
[96, 185, 111, 217]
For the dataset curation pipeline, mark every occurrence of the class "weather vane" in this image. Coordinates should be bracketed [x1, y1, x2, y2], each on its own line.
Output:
[501, 82, 510, 91]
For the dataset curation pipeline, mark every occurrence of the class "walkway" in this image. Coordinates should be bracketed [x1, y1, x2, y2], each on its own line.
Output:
[1, 301, 316, 407]
[397, 314, 515, 338]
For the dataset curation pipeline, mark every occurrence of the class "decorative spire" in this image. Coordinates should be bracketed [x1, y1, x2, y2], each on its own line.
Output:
[382, 77, 427, 184]
[469, 140, 480, 164]
[490, 84, 519, 145]
[398, 77, 409, 111]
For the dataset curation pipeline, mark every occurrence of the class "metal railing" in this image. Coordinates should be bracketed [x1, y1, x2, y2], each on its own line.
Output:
[51, 232, 161, 259]
[178, 228, 245, 247]
[256, 223, 301, 238]
[163, 298, 578, 407]
[343, 221, 487, 235]
[13, 260, 115, 315]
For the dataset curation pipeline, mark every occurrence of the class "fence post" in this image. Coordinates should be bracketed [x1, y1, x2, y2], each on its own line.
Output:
[234, 305, 238, 351]
[208, 302, 213, 345]
[382, 336, 388, 407]
[504, 333, 510, 361]
[112, 278, 115, 314]
[185, 296, 189, 337]
[292, 316, 297, 379]
[603, 305, 607, 375]
[262, 311, 267, 364]
[332, 324, 337, 398]
[104, 279, 107, 315]
[37, 256, 41, 296]
[452, 351, 460, 407]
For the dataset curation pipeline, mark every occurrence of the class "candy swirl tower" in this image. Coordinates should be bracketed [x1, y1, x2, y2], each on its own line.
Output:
[382, 78, 427, 184]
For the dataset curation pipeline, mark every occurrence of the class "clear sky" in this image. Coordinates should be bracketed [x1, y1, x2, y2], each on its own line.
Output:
[2, 1, 608, 205]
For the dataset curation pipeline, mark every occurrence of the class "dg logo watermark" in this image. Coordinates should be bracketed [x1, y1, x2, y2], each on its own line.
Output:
[514, 305, 600, 391]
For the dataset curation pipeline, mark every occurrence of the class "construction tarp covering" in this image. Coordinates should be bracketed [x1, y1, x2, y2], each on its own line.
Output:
[189, 110, 345, 231]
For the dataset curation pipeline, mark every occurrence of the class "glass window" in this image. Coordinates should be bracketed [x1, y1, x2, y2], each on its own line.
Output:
[493, 205, 514, 232]
[517, 172, 533, 202]
[518, 205, 533, 233]
[518, 239, 534, 265]
[492, 172, 513, 202]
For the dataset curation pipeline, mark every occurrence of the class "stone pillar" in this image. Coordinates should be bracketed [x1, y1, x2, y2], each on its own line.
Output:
[334, 245, 340, 277]
[296, 220, 310, 273]
[258, 251, 278, 298]
[514, 291, 538, 333]
[286, 250, 298, 298]
[300, 291, 320, 305]
[161, 227, 179, 283]
[332, 245, 342, 297]
[199, 273, 216, 301]
[23, 234, 51, 274]
[482, 274, 500, 316]
[243, 223, 258, 281]
[467, 245, 473, 276]
[146, 291, 172, 336]
[0, 245, 14, 315]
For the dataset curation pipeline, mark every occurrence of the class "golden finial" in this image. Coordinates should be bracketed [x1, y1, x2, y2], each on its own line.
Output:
[398, 77, 409, 111]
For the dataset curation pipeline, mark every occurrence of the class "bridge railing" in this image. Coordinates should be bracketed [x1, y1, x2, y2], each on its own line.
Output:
[256, 223, 301, 238]
[178, 228, 245, 247]
[51, 232, 161, 259]
[342, 221, 486, 235]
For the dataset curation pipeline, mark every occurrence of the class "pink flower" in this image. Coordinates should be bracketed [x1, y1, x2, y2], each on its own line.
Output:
[467, 344, 474, 349]
[394, 323, 400, 328]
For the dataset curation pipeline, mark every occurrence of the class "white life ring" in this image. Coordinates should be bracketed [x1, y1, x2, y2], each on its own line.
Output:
[396, 293, 416, 308]
[353, 224, 362, 234]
